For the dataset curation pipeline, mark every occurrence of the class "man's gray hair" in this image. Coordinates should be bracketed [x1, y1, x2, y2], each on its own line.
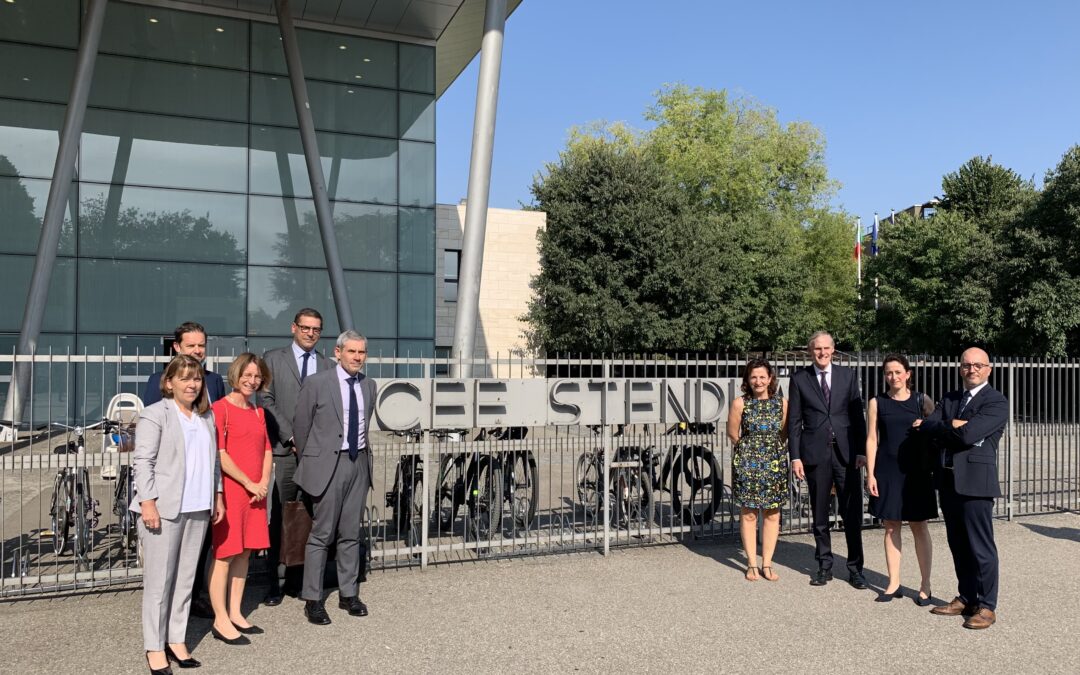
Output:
[336, 330, 367, 349]
[807, 330, 835, 351]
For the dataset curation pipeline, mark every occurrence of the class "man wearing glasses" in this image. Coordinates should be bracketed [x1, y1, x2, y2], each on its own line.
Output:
[914, 347, 1007, 629]
[258, 309, 333, 605]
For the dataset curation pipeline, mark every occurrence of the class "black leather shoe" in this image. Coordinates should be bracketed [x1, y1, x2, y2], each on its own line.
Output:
[338, 595, 369, 617]
[848, 572, 868, 590]
[164, 646, 201, 669]
[809, 569, 833, 586]
[189, 597, 214, 619]
[210, 627, 251, 646]
[233, 623, 264, 635]
[264, 590, 283, 607]
[304, 600, 332, 625]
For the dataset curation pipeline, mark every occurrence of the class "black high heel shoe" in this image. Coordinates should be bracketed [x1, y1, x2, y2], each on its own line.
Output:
[164, 645, 201, 669]
[146, 652, 174, 675]
[210, 626, 251, 646]
[914, 590, 933, 607]
[233, 623, 264, 635]
[874, 587, 904, 603]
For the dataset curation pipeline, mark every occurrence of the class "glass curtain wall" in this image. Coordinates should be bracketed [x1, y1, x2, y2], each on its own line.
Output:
[0, 1, 436, 416]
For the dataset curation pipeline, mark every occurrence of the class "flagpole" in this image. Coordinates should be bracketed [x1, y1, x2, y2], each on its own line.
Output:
[873, 213, 880, 311]
[855, 216, 862, 293]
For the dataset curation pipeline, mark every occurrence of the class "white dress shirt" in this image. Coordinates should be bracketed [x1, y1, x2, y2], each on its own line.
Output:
[177, 404, 213, 513]
[337, 365, 366, 451]
[815, 365, 832, 393]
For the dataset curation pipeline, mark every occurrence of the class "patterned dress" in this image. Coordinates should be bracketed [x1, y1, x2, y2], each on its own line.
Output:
[733, 395, 788, 509]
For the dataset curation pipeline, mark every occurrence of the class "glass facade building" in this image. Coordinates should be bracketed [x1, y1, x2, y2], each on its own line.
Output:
[0, 0, 437, 368]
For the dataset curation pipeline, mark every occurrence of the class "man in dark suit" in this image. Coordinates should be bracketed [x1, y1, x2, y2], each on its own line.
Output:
[139, 320, 226, 618]
[788, 330, 868, 588]
[915, 347, 1007, 630]
[257, 308, 334, 605]
[140, 321, 226, 406]
[292, 330, 376, 626]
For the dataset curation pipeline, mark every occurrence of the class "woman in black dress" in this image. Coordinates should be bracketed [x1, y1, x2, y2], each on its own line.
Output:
[866, 354, 936, 604]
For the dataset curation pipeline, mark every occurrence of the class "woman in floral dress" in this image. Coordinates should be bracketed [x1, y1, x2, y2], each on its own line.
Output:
[726, 358, 788, 581]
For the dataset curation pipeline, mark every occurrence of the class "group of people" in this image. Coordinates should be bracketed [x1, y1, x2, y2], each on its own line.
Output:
[133, 311, 376, 674]
[727, 331, 1008, 632]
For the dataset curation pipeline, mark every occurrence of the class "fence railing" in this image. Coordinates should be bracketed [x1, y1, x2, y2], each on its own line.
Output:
[1, 352, 1077, 597]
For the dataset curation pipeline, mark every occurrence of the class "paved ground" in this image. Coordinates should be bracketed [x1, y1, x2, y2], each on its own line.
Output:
[1, 512, 1077, 674]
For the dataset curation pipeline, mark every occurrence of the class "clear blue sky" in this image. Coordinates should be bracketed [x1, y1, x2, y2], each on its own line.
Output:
[437, 0, 1080, 230]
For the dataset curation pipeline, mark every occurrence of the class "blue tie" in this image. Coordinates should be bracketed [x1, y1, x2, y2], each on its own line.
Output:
[300, 352, 311, 383]
[346, 376, 359, 461]
[957, 390, 972, 417]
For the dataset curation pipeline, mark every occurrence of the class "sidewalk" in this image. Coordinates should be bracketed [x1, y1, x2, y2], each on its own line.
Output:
[1, 512, 1077, 674]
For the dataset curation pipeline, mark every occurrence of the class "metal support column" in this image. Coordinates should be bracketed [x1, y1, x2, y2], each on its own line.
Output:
[450, 0, 508, 377]
[1, 0, 109, 440]
[274, 0, 354, 331]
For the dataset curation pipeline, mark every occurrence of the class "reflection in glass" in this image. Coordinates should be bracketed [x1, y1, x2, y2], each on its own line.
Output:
[0, 0, 78, 48]
[99, 2, 248, 69]
[250, 75, 396, 137]
[81, 109, 247, 192]
[395, 339, 435, 378]
[248, 266, 338, 337]
[0, 42, 74, 103]
[79, 184, 246, 263]
[398, 207, 435, 273]
[0, 334, 76, 424]
[248, 196, 396, 270]
[250, 23, 396, 88]
[399, 141, 435, 207]
[397, 274, 434, 338]
[346, 271, 397, 339]
[0, 100, 65, 179]
[399, 43, 435, 94]
[91, 55, 248, 122]
[0, 255, 75, 332]
[0, 175, 76, 256]
[250, 127, 397, 203]
[399, 92, 434, 141]
[78, 259, 246, 335]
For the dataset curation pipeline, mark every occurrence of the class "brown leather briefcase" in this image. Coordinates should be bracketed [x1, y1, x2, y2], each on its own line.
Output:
[282, 499, 312, 567]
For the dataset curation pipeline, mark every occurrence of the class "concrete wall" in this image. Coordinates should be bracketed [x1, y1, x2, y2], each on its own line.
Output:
[435, 203, 546, 358]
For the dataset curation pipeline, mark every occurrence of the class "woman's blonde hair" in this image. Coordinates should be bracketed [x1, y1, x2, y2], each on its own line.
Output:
[160, 354, 210, 414]
[226, 352, 272, 392]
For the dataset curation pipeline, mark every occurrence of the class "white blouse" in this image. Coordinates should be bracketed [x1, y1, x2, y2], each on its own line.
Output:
[177, 406, 214, 513]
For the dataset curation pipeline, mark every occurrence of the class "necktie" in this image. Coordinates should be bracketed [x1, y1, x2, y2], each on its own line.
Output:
[346, 376, 359, 461]
[819, 370, 831, 408]
[300, 352, 311, 383]
[957, 390, 972, 417]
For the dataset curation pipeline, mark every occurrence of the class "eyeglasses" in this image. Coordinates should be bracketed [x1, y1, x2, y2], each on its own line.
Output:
[960, 362, 989, 371]
[295, 324, 322, 334]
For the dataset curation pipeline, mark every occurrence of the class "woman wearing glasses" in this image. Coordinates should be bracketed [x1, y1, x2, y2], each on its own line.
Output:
[865, 354, 936, 604]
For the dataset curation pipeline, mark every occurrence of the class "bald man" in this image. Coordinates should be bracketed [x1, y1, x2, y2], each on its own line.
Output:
[914, 347, 1007, 630]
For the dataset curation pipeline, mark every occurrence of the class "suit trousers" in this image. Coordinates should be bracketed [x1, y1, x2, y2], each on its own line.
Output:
[139, 511, 210, 651]
[804, 443, 864, 573]
[268, 452, 303, 593]
[938, 470, 999, 610]
[302, 451, 369, 602]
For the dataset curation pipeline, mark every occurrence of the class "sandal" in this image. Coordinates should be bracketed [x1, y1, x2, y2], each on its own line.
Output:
[761, 566, 779, 582]
[744, 566, 760, 581]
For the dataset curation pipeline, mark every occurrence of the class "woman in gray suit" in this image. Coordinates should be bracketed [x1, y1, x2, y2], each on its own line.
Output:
[132, 355, 223, 673]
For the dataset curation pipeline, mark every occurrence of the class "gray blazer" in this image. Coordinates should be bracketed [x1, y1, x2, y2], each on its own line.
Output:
[293, 367, 376, 498]
[131, 400, 221, 520]
[258, 344, 333, 457]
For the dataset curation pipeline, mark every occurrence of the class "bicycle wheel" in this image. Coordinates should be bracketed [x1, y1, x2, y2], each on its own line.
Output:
[669, 446, 722, 526]
[50, 473, 69, 555]
[508, 450, 539, 528]
[576, 452, 605, 520]
[74, 479, 90, 561]
[467, 456, 502, 541]
[389, 461, 409, 540]
[615, 468, 654, 529]
[436, 454, 466, 532]
[407, 476, 424, 550]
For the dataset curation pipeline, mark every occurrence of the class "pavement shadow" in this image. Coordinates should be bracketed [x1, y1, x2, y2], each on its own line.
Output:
[1019, 522, 1080, 542]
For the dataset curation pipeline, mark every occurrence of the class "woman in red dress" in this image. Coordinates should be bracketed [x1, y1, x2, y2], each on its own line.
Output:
[209, 353, 273, 644]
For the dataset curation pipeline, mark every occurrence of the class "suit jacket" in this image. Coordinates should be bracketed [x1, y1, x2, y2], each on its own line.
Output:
[141, 369, 226, 407]
[130, 399, 221, 520]
[258, 344, 334, 457]
[787, 364, 867, 465]
[292, 367, 376, 498]
[919, 385, 1007, 498]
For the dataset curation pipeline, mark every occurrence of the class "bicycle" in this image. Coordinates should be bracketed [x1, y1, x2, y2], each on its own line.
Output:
[575, 426, 654, 529]
[45, 420, 107, 564]
[644, 423, 727, 526]
[384, 428, 425, 549]
[433, 429, 502, 542]
[477, 426, 539, 530]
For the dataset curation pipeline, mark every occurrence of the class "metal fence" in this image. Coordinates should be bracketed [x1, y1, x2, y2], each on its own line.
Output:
[1, 352, 1077, 598]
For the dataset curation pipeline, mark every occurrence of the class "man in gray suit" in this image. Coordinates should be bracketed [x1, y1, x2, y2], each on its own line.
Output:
[293, 330, 375, 625]
[258, 308, 333, 605]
